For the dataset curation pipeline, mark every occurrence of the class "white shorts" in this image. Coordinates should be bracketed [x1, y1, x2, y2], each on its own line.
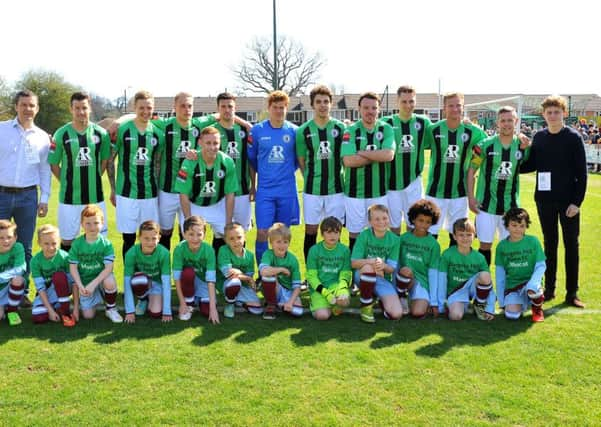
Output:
[58, 202, 108, 240]
[387, 176, 424, 228]
[116, 195, 159, 234]
[303, 193, 345, 225]
[475, 211, 508, 244]
[180, 198, 227, 237]
[425, 196, 468, 235]
[233, 194, 252, 230]
[344, 195, 388, 234]
[158, 191, 181, 231]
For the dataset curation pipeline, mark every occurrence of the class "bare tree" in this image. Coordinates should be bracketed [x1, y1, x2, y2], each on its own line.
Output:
[233, 36, 325, 96]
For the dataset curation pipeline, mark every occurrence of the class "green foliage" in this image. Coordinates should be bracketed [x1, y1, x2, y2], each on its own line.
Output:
[0, 75, 11, 121]
[13, 69, 79, 133]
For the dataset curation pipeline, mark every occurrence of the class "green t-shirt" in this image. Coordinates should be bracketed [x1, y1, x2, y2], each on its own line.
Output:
[495, 235, 545, 291]
[217, 245, 255, 287]
[382, 114, 432, 190]
[113, 120, 165, 199]
[398, 231, 440, 291]
[174, 151, 238, 206]
[172, 241, 216, 283]
[424, 120, 486, 199]
[213, 122, 251, 196]
[124, 243, 171, 283]
[439, 246, 489, 296]
[68, 235, 115, 285]
[341, 120, 395, 198]
[351, 228, 400, 281]
[306, 241, 351, 290]
[49, 122, 111, 204]
[259, 249, 302, 290]
[0, 242, 26, 288]
[470, 135, 529, 215]
[296, 118, 345, 196]
[30, 249, 69, 291]
[153, 116, 215, 193]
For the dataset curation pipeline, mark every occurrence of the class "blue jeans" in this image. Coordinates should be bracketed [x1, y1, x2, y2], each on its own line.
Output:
[0, 187, 39, 292]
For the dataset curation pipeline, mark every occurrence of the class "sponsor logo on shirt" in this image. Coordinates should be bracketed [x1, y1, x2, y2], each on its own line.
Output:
[176, 141, 193, 158]
[318, 141, 331, 159]
[176, 169, 188, 182]
[268, 145, 285, 163]
[76, 147, 93, 167]
[495, 161, 513, 180]
[226, 141, 240, 159]
[444, 145, 460, 163]
[398, 134, 414, 153]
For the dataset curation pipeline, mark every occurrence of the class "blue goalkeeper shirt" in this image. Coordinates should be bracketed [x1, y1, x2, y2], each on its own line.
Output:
[248, 119, 298, 198]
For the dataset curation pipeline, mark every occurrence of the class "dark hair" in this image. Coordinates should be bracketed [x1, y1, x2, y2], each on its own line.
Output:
[407, 199, 441, 226]
[396, 85, 416, 96]
[14, 89, 38, 106]
[452, 218, 475, 234]
[320, 216, 343, 234]
[139, 220, 160, 235]
[183, 215, 206, 232]
[358, 91, 380, 107]
[310, 85, 333, 106]
[70, 91, 91, 105]
[217, 92, 236, 105]
[502, 208, 531, 228]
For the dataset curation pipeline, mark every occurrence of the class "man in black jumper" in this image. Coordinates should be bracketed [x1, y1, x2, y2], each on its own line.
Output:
[521, 95, 587, 307]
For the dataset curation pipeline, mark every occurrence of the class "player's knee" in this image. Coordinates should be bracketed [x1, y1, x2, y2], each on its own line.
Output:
[10, 276, 24, 287]
[478, 271, 492, 284]
[312, 309, 331, 321]
[386, 307, 403, 320]
[82, 310, 96, 320]
[448, 309, 464, 321]
[411, 307, 428, 318]
[102, 275, 117, 292]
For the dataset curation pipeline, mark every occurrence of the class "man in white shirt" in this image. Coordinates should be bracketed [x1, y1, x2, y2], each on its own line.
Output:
[0, 90, 52, 307]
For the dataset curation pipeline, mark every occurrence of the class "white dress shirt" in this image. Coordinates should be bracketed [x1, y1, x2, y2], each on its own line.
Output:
[0, 118, 52, 203]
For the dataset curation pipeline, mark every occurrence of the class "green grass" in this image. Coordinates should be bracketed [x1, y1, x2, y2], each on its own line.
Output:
[1, 168, 601, 426]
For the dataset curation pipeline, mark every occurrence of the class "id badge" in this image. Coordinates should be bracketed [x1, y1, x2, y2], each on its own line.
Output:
[537, 172, 551, 191]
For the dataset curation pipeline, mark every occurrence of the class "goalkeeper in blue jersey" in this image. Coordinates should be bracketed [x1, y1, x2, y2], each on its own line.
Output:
[248, 91, 299, 264]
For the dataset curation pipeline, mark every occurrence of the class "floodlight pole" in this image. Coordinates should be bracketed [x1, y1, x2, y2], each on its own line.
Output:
[272, 0, 278, 91]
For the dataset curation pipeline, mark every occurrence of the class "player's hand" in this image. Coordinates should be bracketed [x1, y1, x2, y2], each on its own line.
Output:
[320, 287, 337, 305]
[162, 315, 172, 323]
[518, 133, 531, 149]
[208, 306, 220, 324]
[37, 203, 48, 218]
[483, 312, 495, 321]
[249, 186, 256, 202]
[280, 268, 291, 276]
[78, 284, 89, 297]
[72, 310, 80, 322]
[110, 190, 116, 207]
[179, 304, 190, 319]
[48, 309, 60, 322]
[248, 277, 256, 290]
[124, 313, 136, 324]
[228, 268, 243, 277]
[468, 197, 480, 214]
[185, 150, 199, 161]
[283, 300, 293, 312]
[566, 204, 580, 218]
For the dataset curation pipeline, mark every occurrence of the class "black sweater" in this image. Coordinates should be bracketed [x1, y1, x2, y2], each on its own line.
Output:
[520, 126, 587, 206]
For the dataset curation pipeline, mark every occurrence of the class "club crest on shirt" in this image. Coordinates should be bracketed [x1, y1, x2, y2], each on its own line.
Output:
[461, 133, 469, 143]
[375, 131, 383, 141]
[414, 121, 422, 131]
[192, 128, 200, 138]
[331, 128, 339, 138]
[217, 170, 225, 179]
[151, 137, 158, 146]
[92, 135, 101, 144]
[283, 134, 291, 143]
[515, 151, 523, 160]
[238, 130, 246, 139]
